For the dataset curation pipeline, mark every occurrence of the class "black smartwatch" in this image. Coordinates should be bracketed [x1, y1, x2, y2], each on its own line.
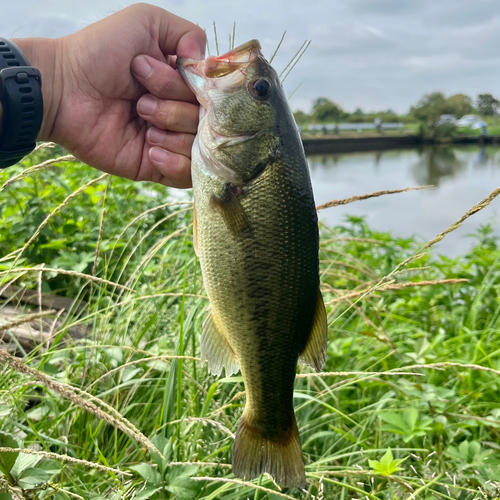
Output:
[0, 38, 43, 169]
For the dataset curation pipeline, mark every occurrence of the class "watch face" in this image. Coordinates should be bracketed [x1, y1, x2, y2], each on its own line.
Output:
[0, 38, 43, 167]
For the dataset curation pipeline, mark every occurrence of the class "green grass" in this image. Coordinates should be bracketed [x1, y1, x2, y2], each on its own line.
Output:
[2, 148, 500, 499]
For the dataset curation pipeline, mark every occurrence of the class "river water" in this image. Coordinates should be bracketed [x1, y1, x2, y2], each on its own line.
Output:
[308, 145, 500, 256]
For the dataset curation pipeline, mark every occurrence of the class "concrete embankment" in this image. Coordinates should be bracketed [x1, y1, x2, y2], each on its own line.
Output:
[302, 134, 500, 154]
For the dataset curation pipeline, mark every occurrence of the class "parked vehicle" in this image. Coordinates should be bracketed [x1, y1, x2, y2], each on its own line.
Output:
[437, 114, 457, 125]
[456, 114, 482, 127]
[471, 121, 488, 129]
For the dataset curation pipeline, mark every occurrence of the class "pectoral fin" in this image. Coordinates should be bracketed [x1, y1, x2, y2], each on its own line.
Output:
[210, 183, 251, 237]
[201, 310, 240, 377]
[299, 291, 328, 372]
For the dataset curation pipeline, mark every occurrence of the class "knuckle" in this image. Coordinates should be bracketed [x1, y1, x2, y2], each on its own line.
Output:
[157, 78, 178, 96]
[179, 133, 194, 151]
[158, 101, 191, 130]
[160, 102, 182, 128]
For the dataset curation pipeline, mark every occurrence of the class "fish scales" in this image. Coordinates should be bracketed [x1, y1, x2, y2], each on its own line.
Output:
[178, 39, 327, 489]
[195, 153, 318, 413]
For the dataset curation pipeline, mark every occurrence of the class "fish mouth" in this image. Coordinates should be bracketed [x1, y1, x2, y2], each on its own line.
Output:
[178, 40, 264, 142]
[205, 39, 262, 78]
[177, 39, 262, 101]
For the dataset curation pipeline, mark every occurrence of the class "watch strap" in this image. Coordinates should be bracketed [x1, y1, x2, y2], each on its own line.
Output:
[0, 38, 43, 169]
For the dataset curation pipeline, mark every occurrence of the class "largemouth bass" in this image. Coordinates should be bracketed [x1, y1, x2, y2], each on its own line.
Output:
[178, 40, 327, 489]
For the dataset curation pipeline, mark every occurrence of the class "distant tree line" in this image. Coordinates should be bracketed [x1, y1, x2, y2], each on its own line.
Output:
[410, 92, 499, 139]
[294, 93, 499, 126]
[410, 92, 499, 126]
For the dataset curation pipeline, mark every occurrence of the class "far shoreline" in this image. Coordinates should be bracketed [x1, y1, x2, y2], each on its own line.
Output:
[302, 133, 500, 154]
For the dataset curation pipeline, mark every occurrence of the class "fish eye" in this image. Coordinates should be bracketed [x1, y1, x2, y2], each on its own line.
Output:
[249, 78, 271, 99]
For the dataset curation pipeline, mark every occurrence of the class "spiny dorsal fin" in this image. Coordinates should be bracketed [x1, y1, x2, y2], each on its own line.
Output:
[193, 204, 199, 257]
[299, 291, 328, 372]
[201, 310, 240, 377]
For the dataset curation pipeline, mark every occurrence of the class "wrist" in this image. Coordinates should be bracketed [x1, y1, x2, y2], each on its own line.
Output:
[10, 37, 61, 142]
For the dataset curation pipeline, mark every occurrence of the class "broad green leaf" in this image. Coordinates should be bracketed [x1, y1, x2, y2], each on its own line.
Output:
[0, 406, 11, 418]
[167, 479, 200, 500]
[368, 448, 407, 476]
[26, 406, 53, 421]
[129, 464, 161, 485]
[380, 412, 406, 432]
[39, 240, 68, 250]
[405, 408, 419, 430]
[469, 441, 481, 458]
[150, 435, 172, 473]
[414, 337, 431, 356]
[0, 493, 13, 500]
[134, 485, 162, 499]
[11, 453, 42, 477]
[17, 467, 49, 489]
[379, 448, 394, 467]
[166, 464, 199, 482]
[122, 367, 142, 382]
[0, 433, 19, 476]
[458, 440, 470, 461]
[37, 460, 62, 475]
[166, 465, 199, 500]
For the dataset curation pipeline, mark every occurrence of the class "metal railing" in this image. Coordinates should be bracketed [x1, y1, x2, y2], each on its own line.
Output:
[301, 122, 405, 133]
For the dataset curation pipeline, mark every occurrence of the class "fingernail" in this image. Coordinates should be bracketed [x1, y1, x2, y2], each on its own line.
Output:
[148, 127, 167, 145]
[131, 56, 152, 78]
[138, 95, 157, 115]
[150, 147, 168, 163]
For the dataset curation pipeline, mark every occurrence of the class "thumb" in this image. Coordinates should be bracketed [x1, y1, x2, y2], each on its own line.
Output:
[152, 6, 206, 60]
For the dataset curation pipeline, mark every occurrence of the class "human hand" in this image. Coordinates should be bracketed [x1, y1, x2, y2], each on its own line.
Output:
[14, 3, 205, 188]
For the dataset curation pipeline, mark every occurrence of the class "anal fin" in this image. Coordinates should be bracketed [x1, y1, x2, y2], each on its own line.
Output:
[201, 310, 240, 377]
[299, 291, 328, 372]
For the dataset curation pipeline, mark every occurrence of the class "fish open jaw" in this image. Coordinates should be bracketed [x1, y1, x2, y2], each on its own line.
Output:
[205, 39, 262, 78]
[177, 39, 264, 109]
[178, 40, 263, 82]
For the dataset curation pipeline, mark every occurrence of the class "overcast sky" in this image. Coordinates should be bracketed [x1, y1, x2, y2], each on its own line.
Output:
[2, 0, 499, 113]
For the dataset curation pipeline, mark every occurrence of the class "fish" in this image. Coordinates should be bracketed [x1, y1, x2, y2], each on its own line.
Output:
[177, 40, 327, 489]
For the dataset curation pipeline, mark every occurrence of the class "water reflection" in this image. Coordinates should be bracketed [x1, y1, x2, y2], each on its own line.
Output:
[477, 146, 489, 166]
[411, 146, 466, 186]
[308, 145, 500, 256]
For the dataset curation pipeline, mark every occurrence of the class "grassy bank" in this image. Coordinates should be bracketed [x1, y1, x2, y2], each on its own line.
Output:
[1, 148, 500, 499]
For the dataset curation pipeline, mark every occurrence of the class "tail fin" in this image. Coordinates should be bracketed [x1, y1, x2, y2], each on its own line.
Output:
[232, 414, 306, 489]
